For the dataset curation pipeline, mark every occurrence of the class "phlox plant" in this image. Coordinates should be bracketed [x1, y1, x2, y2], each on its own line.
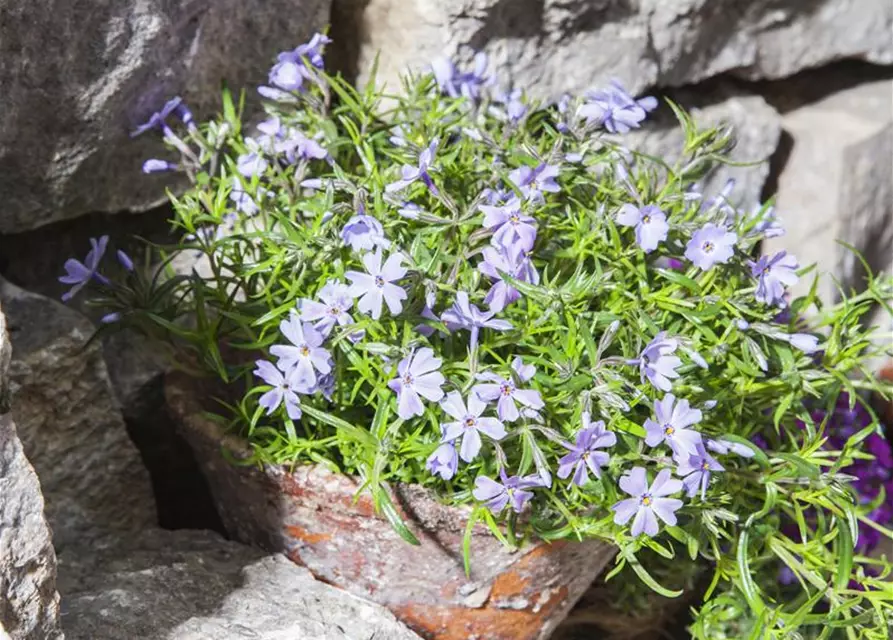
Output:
[63, 34, 893, 637]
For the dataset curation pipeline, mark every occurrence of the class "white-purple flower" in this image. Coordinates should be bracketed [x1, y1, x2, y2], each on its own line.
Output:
[426, 442, 458, 480]
[236, 137, 270, 177]
[676, 444, 724, 500]
[749, 251, 799, 306]
[345, 248, 408, 320]
[441, 291, 512, 352]
[228, 176, 270, 216]
[684, 223, 737, 270]
[388, 348, 446, 420]
[644, 394, 703, 457]
[341, 213, 390, 252]
[616, 204, 669, 253]
[490, 88, 527, 123]
[269, 312, 332, 391]
[508, 163, 560, 204]
[472, 357, 544, 422]
[386, 140, 439, 194]
[706, 438, 755, 458]
[557, 413, 617, 486]
[254, 360, 303, 420]
[299, 281, 357, 339]
[440, 391, 507, 462]
[142, 159, 177, 174]
[431, 52, 490, 100]
[294, 33, 331, 70]
[784, 332, 820, 354]
[473, 470, 542, 514]
[611, 467, 683, 537]
[59, 235, 110, 301]
[636, 332, 682, 392]
[478, 245, 539, 312]
[275, 129, 329, 164]
[480, 196, 537, 253]
[578, 81, 658, 134]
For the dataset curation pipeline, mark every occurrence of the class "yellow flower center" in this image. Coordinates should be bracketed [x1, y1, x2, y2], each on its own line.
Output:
[702, 241, 715, 253]
[663, 424, 675, 436]
[641, 495, 652, 506]
[299, 345, 310, 357]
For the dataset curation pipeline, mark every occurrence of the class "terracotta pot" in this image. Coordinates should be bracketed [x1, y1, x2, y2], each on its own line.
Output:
[165, 372, 617, 640]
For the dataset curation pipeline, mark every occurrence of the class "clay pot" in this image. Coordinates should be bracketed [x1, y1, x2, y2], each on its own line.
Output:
[165, 372, 616, 640]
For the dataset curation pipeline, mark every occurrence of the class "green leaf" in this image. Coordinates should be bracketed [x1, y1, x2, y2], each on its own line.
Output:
[373, 484, 420, 546]
[621, 548, 683, 598]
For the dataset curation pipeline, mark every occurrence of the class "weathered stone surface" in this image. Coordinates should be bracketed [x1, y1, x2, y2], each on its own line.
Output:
[61, 528, 422, 640]
[340, 0, 893, 100]
[0, 0, 331, 234]
[626, 85, 782, 208]
[763, 77, 893, 304]
[0, 279, 156, 552]
[0, 303, 63, 640]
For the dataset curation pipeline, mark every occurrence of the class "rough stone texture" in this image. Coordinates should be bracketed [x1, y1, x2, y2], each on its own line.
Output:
[167, 372, 616, 640]
[339, 0, 893, 99]
[0, 302, 63, 640]
[0, 279, 157, 553]
[60, 528, 422, 640]
[763, 77, 893, 304]
[0, 0, 331, 234]
[626, 85, 782, 208]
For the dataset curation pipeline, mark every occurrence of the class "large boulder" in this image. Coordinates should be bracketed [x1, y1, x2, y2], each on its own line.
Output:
[0, 279, 157, 552]
[0, 302, 63, 640]
[0, 0, 331, 234]
[338, 0, 892, 99]
[61, 528, 422, 640]
[763, 74, 893, 304]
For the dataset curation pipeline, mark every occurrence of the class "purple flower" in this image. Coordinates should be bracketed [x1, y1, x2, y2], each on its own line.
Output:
[508, 163, 560, 204]
[478, 245, 539, 312]
[59, 236, 109, 301]
[386, 140, 439, 194]
[345, 248, 408, 320]
[491, 88, 527, 123]
[116, 250, 135, 271]
[578, 81, 658, 134]
[644, 394, 703, 456]
[684, 223, 737, 270]
[389, 124, 409, 147]
[142, 159, 177, 174]
[440, 391, 507, 462]
[100, 312, 121, 324]
[473, 470, 542, 514]
[398, 202, 423, 219]
[299, 281, 357, 339]
[481, 187, 513, 206]
[612, 467, 684, 537]
[294, 33, 331, 69]
[706, 438, 756, 458]
[480, 196, 537, 252]
[635, 332, 682, 392]
[472, 357, 544, 422]
[131, 97, 189, 137]
[415, 289, 440, 338]
[427, 442, 458, 480]
[275, 129, 329, 163]
[229, 176, 269, 216]
[269, 312, 332, 391]
[616, 204, 669, 253]
[677, 444, 724, 499]
[254, 360, 303, 420]
[749, 251, 799, 306]
[236, 137, 270, 178]
[341, 213, 390, 252]
[558, 413, 617, 486]
[440, 291, 512, 352]
[388, 348, 446, 420]
[432, 52, 490, 100]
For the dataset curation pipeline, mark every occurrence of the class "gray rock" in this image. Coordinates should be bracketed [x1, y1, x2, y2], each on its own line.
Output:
[341, 0, 892, 99]
[0, 0, 331, 234]
[763, 77, 893, 304]
[625, 86, 782, 208]
[0, 280, 157, 552]
[0, 303, 63, 640]
[61, 528, 422, 640]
